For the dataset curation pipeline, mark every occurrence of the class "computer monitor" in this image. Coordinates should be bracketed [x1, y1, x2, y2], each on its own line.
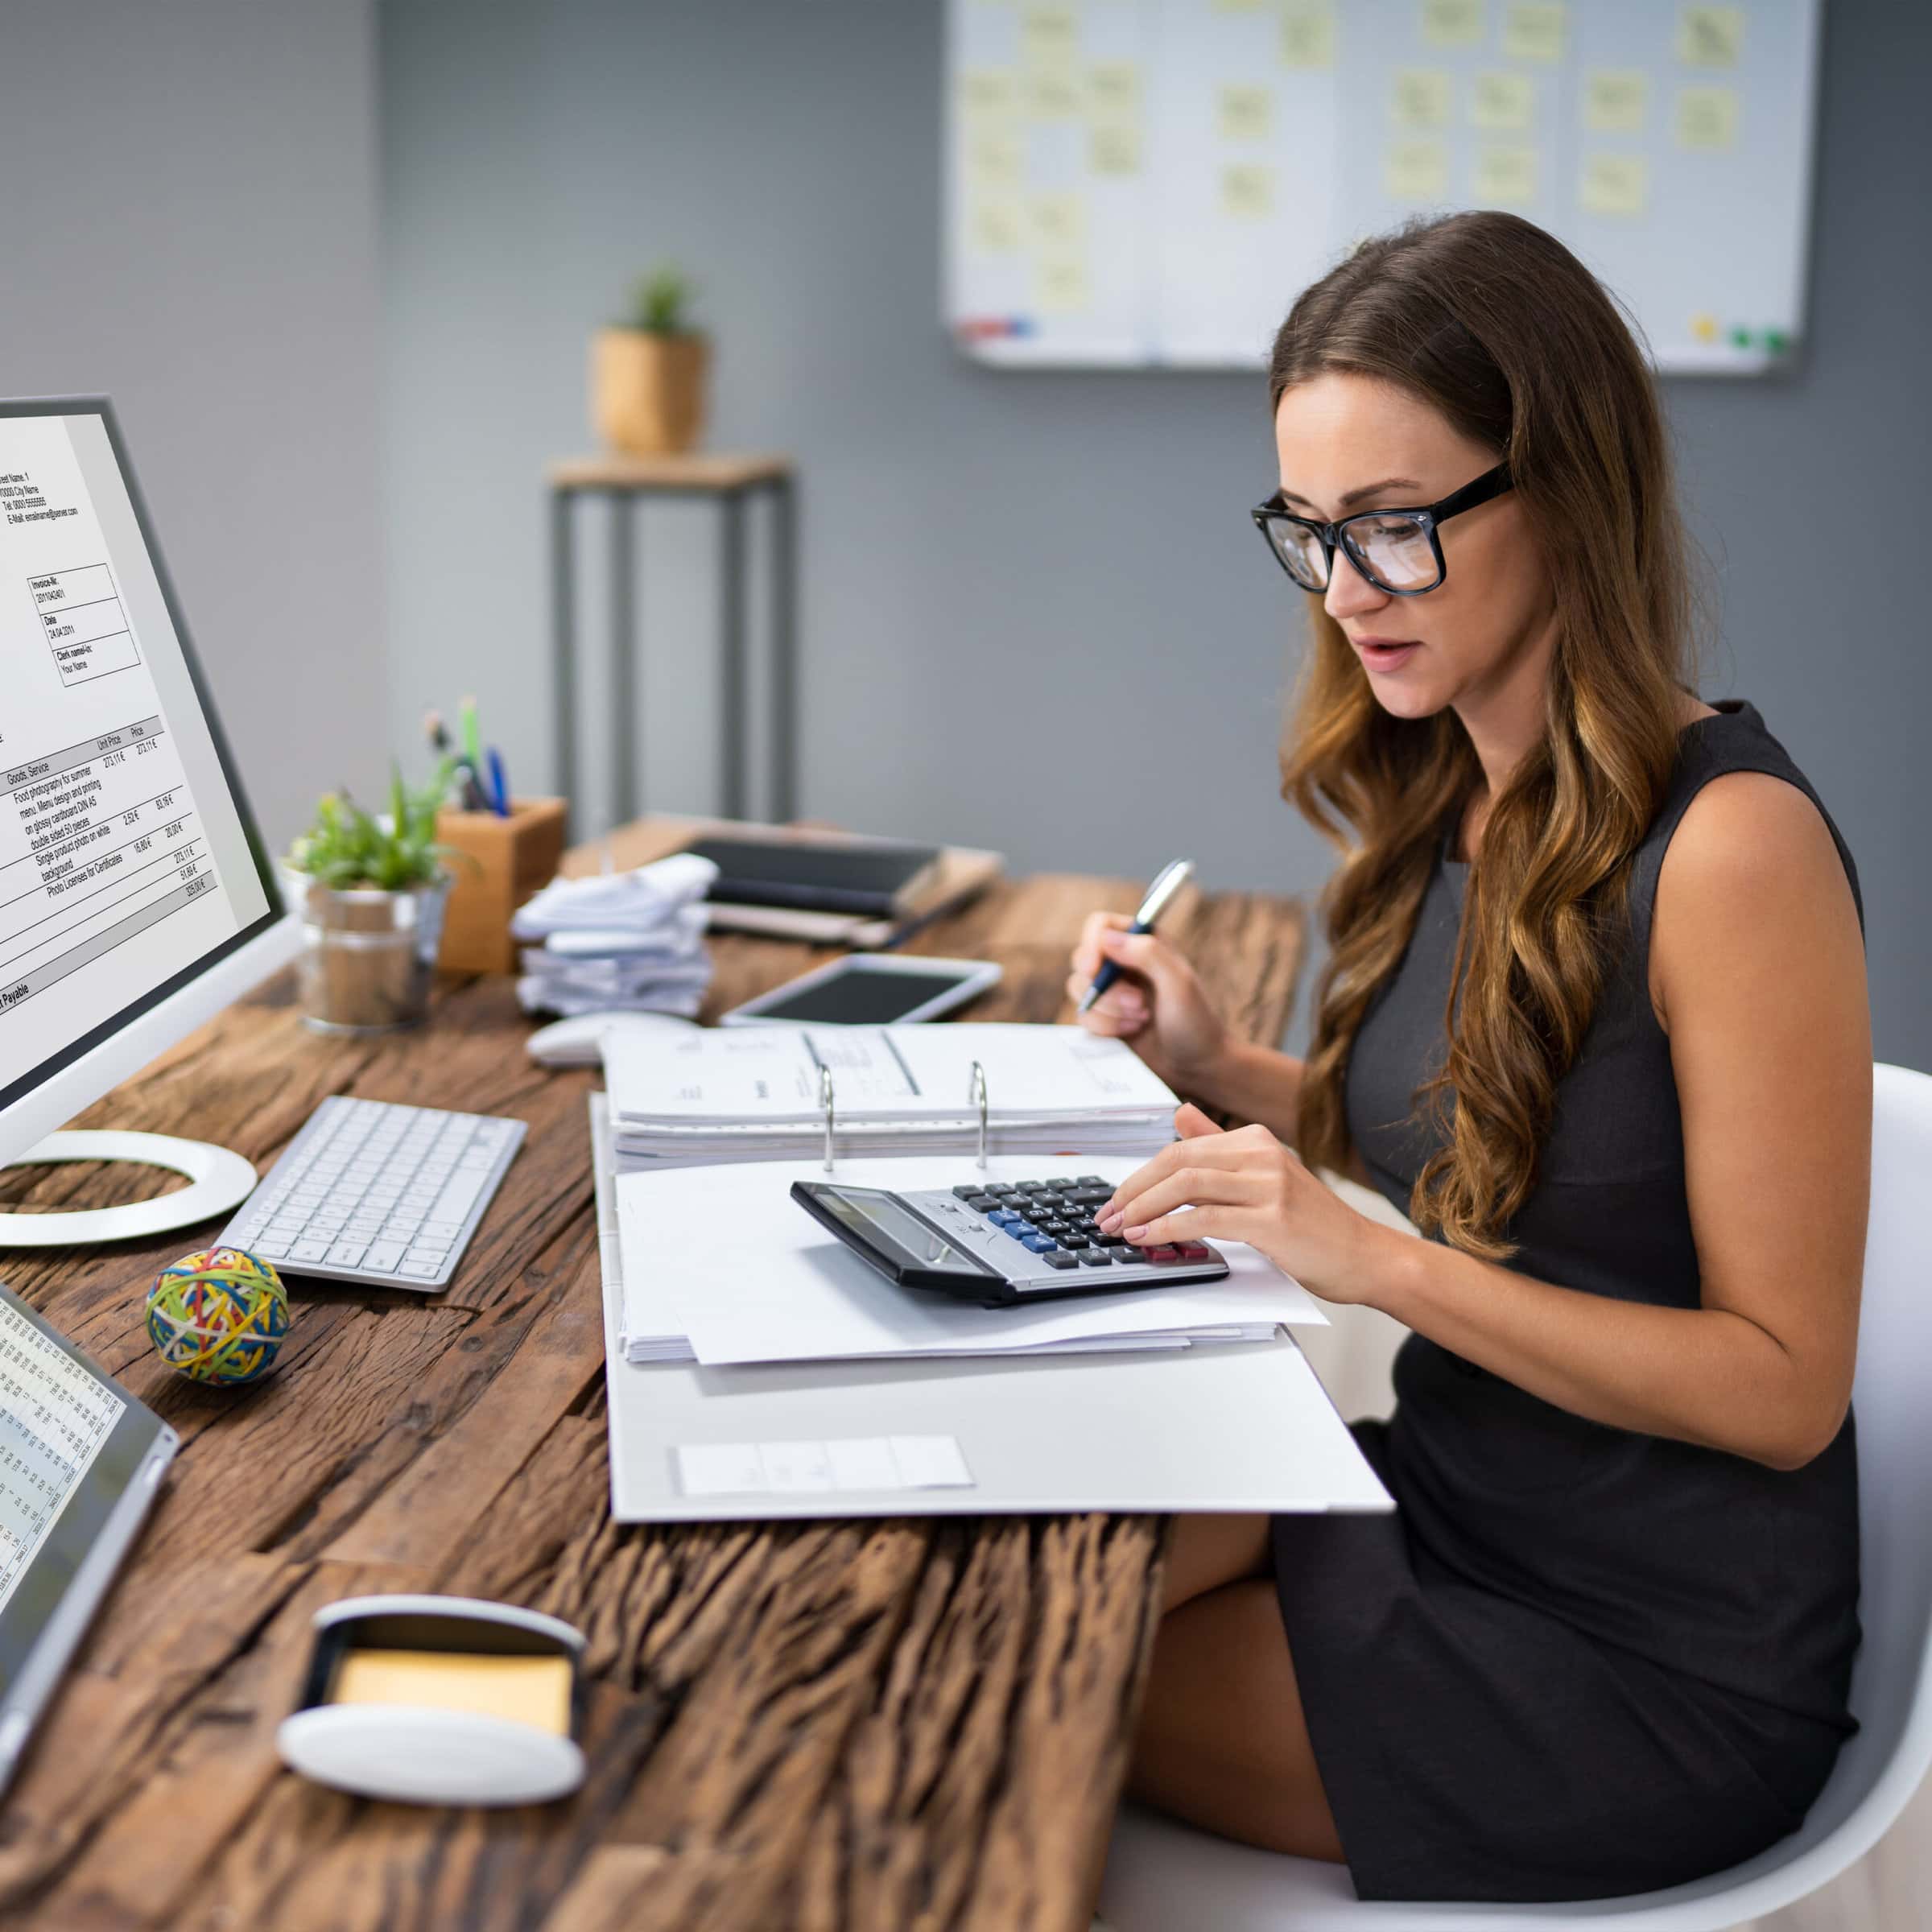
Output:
[0, 397, 299, 1242]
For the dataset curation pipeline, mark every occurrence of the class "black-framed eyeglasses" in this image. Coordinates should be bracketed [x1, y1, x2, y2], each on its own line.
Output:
[1250, 461, 1513, 597]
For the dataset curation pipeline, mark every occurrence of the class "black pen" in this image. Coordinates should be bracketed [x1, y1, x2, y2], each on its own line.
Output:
[1076, 860, 1194, 1015]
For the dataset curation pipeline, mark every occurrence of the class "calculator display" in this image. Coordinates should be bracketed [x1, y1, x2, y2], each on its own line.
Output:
[814, 1187, 985, 1275]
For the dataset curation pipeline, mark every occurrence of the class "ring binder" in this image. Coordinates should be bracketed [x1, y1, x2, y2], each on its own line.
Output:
[970, 1060, 989, 1170]
[819, 1065, 836, 1172]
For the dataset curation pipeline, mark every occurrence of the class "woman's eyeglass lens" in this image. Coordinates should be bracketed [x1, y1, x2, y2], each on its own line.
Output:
[1251, 463, 1513, 597]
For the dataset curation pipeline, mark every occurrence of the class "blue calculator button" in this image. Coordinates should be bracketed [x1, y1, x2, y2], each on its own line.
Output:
[1021, 1233, 1057, 1253]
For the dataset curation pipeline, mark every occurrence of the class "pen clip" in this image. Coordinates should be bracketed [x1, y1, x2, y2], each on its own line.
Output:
[970, 1060, 989, 1170]
[820, 1064, 836, 1174]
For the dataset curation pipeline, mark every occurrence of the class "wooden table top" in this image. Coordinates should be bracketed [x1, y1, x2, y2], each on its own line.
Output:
[0, 824, 1304, 1932]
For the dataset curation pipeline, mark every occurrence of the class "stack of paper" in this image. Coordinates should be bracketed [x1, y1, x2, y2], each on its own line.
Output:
[610, 1148, 1327, 1366]
[603, 1022, 1182, 1171]
[513, 852, 717, 1018]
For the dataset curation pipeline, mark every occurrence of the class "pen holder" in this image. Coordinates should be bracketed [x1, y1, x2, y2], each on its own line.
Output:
[435, 797, 568, 974]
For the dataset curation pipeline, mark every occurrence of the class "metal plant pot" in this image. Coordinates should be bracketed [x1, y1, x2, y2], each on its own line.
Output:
[286, 870, 452, 1034]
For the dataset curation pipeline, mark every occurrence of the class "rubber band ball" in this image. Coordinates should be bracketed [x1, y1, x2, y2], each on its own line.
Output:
[146, 1247, 291, 1387]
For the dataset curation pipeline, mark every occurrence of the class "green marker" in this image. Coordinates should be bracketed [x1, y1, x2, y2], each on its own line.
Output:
[1730, 325, 1754, 349]
[1765, 328, 1789, 356]
[460, 694, 483, 772]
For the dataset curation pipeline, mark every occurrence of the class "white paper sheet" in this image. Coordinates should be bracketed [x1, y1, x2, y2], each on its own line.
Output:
[614, 1153, 1326, 1368]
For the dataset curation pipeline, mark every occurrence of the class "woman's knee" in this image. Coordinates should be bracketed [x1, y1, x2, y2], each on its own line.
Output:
[1161, 1512, 1273, 1613]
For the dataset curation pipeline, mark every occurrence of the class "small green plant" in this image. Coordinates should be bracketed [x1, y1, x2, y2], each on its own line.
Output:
[288, 759, 455, 890]
[626, 264, 697, 335]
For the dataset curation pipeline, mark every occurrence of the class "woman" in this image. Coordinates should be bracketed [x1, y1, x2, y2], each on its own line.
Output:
[1069, 211, 1869, 1903]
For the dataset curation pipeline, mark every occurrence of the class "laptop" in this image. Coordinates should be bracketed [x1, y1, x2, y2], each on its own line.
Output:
[0, 1279, 177, 1794]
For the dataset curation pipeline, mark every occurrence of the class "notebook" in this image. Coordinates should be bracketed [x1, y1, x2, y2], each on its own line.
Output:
[602, 1022, 1182, 1171]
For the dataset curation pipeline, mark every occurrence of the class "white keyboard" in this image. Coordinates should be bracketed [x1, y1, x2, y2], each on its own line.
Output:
[217, 1097, 526, 1292]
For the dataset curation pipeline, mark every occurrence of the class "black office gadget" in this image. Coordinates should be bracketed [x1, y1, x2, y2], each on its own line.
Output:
[0, 1279, 178, 1796]
[720, 954, 1002, 1026]
[685, 832, 941, 917]
[790, 1175, 1228, 1308]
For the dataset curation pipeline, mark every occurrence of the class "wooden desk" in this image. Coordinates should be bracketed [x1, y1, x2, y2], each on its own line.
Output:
[0, 825, 1304, 1932]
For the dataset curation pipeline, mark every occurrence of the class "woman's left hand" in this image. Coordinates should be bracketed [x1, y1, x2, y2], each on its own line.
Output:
[1097, 1103, 1389, 1306]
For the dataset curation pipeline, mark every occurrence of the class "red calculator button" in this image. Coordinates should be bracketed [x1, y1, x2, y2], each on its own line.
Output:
[1174, 1242, 1212, 1261]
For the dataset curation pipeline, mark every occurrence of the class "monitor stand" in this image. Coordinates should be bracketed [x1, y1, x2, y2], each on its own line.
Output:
[0, 1131, 257, 1249]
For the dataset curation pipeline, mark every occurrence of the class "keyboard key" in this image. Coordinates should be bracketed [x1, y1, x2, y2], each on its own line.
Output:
[1076, 1175, 1108, 1187]
[1146, 1245, 1183, 1262]
[952, 1185, 985, 1200]
[1078, 1249, 1113, 1266]
[419, 1220, 464, 1244]
[290, 1239, 332, 1264]
[1021, 1234, 1057, 1253]
[1042, 1178, 1075, 1190]
[1040, 1249, 1078, 1269]
[1174, 1242, 1213, 1261]
[1059, 1234, 1089, 1249]
[363, 1241, 407, 1272]
[327, 1242, 369, 1267]
[399, 1257, 444, 1279]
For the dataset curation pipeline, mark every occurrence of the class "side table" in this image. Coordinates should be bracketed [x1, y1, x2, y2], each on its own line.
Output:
[547, 452, 797, 826]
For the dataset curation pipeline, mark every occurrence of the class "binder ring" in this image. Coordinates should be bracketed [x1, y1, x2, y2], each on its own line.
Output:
[970, 1059, 989, 1170]
[820, 1064, 836, 1172]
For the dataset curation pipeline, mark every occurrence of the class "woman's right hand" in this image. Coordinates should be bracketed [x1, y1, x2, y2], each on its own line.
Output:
[1066, 913, 1232, 1096]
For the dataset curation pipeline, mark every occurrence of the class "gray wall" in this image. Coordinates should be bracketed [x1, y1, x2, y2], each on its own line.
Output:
[0, 0, 386, 855]
[380, 0, 1930, 1069]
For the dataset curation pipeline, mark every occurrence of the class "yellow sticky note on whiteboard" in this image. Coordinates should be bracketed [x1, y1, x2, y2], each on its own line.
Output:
[1219, 84, 1274, 141]
[1088, 61, 1141, 116]
[1022, 4, 1078, 71]
[1030, 190, 1087, 249]
[1036, 254, 1089, 314]
[1584, 69, 1648, 134]
[1089, 122, 1141, 175]
[1474, 144, 1538, 205]
[1421, 0, 1483, 47]
[1391, 69, 1451, 130]
[1220, 163, 1275, 217]
[968, 130, 1023, 188]
[972, 198, 1024, 253]
[1024, 68, 1081, 119]
[1470, 72, 1534, 130]
[1385, 140, 1449, 202]
[1579, 152, 1649, 217]
[1502, 2, 1566, 63]
[1677, 5, 1744, 67]
[1675, 85, 1739, 150]
[960, 69, 1016, 120]
[1280, 2, 1335, 70]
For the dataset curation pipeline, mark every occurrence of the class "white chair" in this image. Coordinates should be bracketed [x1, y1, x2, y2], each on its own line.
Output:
[1100, 1063, 1932, 1932]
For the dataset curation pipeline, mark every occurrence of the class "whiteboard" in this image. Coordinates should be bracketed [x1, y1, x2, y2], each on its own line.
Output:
[943, 0, 1823, 374]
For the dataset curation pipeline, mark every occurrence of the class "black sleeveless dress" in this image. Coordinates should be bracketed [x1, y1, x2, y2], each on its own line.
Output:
[1269, 700, 1863, 1902]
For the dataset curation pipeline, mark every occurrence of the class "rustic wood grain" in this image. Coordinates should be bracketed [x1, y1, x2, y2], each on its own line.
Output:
[0, 818, 1305, 1932]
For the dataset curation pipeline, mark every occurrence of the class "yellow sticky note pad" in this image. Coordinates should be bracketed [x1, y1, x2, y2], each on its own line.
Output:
[332, 1650, 573, 1738]
[1220, 163, 1274, 217]
[1280, 2, 1335, 70]
[972, 198, 1024, 252]
[1021, 3, 1078, 72]
[1579, 151, 1649, 217]
[1219, 84, 1274, 141]
[1471, 72, 1534, 130]
[1030, 189, 1086, 249]
[1089, 122, 1141, 175]
[1036, 254, 1090, 314]
[1391, 69, 1451, 130]
[960, 68, 1017, 120]
[1675, 85, 1739, 150]
[1024, 68, 1081, 119]
[1385, 139, 1449, 202]
[1421, 0, 1483, 47]
[1088, 60, 1141, 116]
[967, 129, 1023, 189]
[1690, 312, 1720, 344]
[1212, 0, 1264, 10]
[1677, 4, 1744, 67]
[1503, 2, 1566, 63]
[1584, 69, 1648, 134]
[1474, 144, 1538, 205]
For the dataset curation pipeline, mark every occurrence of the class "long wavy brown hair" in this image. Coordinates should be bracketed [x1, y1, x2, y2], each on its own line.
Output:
[1278, 211, 1703, 1260]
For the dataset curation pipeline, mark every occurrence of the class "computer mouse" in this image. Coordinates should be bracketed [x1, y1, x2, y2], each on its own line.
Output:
[525, 1011, 701, 1068]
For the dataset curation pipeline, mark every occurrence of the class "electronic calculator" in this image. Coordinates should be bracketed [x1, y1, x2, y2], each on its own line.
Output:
[789, 1174, 1228, 1309]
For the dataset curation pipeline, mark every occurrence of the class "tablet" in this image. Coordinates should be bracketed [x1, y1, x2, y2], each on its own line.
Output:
[719, 955, 1003, 1026]
[0, 1278, 177, 1794]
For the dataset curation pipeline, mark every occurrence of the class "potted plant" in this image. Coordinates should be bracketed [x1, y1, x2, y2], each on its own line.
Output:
[284, 763, 456, 1033]
[592, 265, 708, 456]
